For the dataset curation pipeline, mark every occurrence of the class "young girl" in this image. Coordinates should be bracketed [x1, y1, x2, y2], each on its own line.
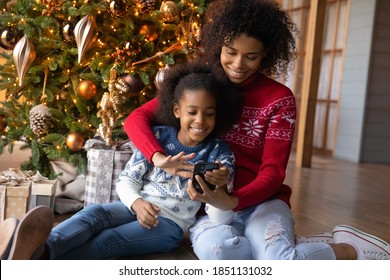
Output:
[123, 0, 390, 260]
[2, 62, 246, 260]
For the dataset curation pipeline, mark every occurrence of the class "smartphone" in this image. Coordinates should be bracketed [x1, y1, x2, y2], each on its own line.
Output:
[192, 162, 220, 193]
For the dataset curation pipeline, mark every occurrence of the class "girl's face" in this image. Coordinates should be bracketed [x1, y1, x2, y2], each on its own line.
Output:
[173, 89, 216, 147]
[220, 33, 265, 84]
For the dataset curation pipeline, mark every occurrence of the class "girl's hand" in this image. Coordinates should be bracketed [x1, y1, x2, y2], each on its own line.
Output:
[152, 151, 195, 179]
[131, 199, 160, 229]
[187, 176, 239, 210]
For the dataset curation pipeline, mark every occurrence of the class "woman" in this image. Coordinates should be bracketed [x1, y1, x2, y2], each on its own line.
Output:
[124, 0, 389, 260]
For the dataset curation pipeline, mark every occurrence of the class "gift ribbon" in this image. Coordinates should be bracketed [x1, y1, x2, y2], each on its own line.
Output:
[84, 136, 135, 151]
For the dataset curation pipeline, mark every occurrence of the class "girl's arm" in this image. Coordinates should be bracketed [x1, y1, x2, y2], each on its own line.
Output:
[115, 150, 149, 211]
[116, 149, 160, 229]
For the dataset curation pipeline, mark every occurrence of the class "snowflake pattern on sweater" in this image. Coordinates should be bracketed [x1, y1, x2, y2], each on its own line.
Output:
[116, 125, 235, 232]
[226, 95, 295, 149]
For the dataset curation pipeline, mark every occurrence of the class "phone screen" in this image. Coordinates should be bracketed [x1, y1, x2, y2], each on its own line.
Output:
[192, 162, 220, 193]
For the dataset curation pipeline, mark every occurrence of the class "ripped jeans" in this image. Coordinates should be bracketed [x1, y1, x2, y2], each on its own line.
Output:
[189, 199, 336, 260]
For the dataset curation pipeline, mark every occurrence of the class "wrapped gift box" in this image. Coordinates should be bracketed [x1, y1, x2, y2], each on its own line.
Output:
[84, 148, 132, 206]
[29, 179, 57, 210]
[0, 181, 31, 222]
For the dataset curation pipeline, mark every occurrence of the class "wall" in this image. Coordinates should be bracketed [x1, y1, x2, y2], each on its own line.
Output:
[335, 0, 377, 162]
[360, 0, 390, 163]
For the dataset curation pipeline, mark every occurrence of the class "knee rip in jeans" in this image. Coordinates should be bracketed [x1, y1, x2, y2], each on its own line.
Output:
[264, 216, 288, 245]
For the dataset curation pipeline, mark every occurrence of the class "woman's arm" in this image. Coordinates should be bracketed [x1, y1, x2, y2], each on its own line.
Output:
[124, 98, 195, 176]
[124, 98, 163, 163]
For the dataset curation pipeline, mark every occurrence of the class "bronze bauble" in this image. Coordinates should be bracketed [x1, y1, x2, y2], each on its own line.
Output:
[77, 80, 97, 99]
[66, 132, 85, 151]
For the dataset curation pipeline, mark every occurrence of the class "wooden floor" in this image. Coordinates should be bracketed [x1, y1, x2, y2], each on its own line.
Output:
[287, 154, 390, 241]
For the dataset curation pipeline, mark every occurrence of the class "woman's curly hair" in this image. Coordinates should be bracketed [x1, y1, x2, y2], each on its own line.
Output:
[156, 60, 243, 137]
[199, 0, 298, 77]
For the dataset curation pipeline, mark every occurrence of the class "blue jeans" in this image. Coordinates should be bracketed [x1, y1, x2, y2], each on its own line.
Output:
[189, 199, 336, 260]
[46, 202, 183, 259]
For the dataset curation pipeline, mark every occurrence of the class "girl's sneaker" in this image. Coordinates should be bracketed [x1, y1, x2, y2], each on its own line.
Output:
[333, 225, 390, 260]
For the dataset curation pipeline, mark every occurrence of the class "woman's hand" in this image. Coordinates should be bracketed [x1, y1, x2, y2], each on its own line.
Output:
[204, 163, 229, 187]
[131, 198, 160, 229]
[187, 176, 239, 210]
[152, 151, 195, 178]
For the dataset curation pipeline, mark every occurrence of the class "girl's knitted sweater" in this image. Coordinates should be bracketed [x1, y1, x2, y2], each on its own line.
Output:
[123, 72, 296, 211]
[116, 125, 235, 232]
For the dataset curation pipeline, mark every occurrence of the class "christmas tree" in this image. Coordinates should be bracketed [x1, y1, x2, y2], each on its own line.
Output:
[0, 0, 208, 178]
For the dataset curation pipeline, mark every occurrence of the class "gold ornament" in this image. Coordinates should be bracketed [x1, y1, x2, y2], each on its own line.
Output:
[97, 67, 130, 146]
[139, 22, 159, 42]
[77, 80, 97, 99]
[66, 132, 85, 152]
[160, 1, 180, 22]
[74, 15, 98, 63]
[13, 35, 36, 86]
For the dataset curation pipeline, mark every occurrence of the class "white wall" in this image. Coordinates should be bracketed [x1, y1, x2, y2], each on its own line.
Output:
[335, 0, 377, 162]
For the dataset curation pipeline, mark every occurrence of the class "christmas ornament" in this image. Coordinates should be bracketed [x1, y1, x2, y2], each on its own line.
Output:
[139, 22, 159, 42]
[13, 35, 36, 86]
[154, 64, 171, 90]
[59, 90, 68, 100]
[66, 132, 85, 152]
[123, 41, 141, 55]
[74, 15, 98, 63]
[118, 74, 144, 96]
[97, 67, 129, 146]
[0, 26, 21, 50]
[160, 1, 180, 23]
[137, 0, 156, 13]
[29, 104, 52, 135]
[77, 80, 97, 99]
[0, 115, 6, 131]
[61, 20, 76, 43]
[109, 0, 126, 16]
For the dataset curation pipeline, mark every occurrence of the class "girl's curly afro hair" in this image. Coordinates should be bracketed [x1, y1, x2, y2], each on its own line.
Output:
[199, 0, 298, 77]
[156, 60, 243, 137]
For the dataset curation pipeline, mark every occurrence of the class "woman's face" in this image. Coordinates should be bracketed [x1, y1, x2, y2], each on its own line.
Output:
[220, 33, 265, 84]
[173, 89, 217, 147]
